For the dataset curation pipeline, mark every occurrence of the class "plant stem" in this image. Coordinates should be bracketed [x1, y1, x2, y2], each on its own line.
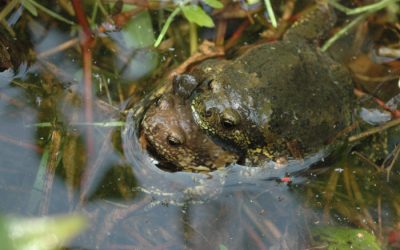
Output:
[28, 148, 49, 213]
[329, 0, 400, 15]
[71, 0, 95, 161]
[27, 0, 75, 25]
[189, 22, 198, 55]
[0, 0, 19, 22]
[154, 7, 181, 47]
[97, 0, 110, 18]
[91, 0, 99, 22]
[348, 118, 400, 142]
[264, 0, 277, 28]
[321, 13, 367, 52]
[323, 0, 400, 51]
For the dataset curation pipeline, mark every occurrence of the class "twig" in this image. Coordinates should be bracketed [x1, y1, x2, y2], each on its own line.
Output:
[353, 72, 400, 83]
[329, 0, 400, 15]
[322, 169, 340, 222]
[354, 88, 400, 118]
[37, 38, 79, 58]
[348, 169, 377, 232]
[377, 196, 382, 241]
[385, 144, 400, 182]
[348, 118, 400, 142]
[107, 0, 151, 8]
[169, 40, 224, 78]
[98, 6, 145, 31]
[352, 151, 380, 171]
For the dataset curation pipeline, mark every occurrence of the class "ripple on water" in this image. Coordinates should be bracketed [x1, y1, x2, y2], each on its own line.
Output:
[122, 103, 330, 207]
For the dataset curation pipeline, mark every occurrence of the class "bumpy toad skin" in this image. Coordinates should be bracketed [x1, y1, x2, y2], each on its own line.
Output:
[142, 76, 238, 172]
[190, 3, 354, 163]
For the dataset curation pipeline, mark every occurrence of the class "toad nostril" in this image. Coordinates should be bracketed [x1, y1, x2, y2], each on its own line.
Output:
[220, 109, 240, 129]
[167, 135, 183, 146]
[221, 118, 235, 129]
[205, 79, 213, 90]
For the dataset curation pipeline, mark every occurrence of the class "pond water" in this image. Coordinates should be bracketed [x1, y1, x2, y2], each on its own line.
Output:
[0, 1, 399, 249]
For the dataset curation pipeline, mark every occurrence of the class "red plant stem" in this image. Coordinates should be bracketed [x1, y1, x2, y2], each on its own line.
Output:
[0, 92, 24, 108]
[224, 19, 250, 51]
[82, 44, 94, 156]
[0, 134, 42, 153]
[354, 88, 400, 118]
[71, 0, 95, 158]
[71, 0, 93, 43]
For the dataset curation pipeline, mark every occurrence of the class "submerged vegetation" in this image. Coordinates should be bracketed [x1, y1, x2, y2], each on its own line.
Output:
[0, 0, 399, 249]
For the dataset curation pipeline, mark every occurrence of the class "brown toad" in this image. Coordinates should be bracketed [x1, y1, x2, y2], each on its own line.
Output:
[142, 75, 238, 172]
[190, 3, 354, 164]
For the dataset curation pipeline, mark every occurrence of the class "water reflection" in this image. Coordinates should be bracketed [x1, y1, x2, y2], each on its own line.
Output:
[0, 86, 40, 213]
[122, 100, 329, 203]
[77, 176, 307, 249]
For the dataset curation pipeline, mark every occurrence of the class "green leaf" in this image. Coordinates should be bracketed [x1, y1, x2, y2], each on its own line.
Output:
[181, 5, 214, 28]
[311, 226, 381, 250]
[25, 0, 74, 25]
[202, 0, 223, 9]
[219, 244, 228, 250]
[6, 214, 87, 250]
[0, 217, 14, 250]
[21, 0, 38, 16]
[122, 10, 155, 49]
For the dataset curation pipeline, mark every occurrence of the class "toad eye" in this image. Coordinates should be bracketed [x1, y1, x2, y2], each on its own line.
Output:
[167, 132, 185, 146]
[204, 109, 212, 117]
[220, 109, 240, 129]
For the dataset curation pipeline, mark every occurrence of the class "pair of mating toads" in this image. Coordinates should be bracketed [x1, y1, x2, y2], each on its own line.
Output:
[141, 3, 354, 172]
